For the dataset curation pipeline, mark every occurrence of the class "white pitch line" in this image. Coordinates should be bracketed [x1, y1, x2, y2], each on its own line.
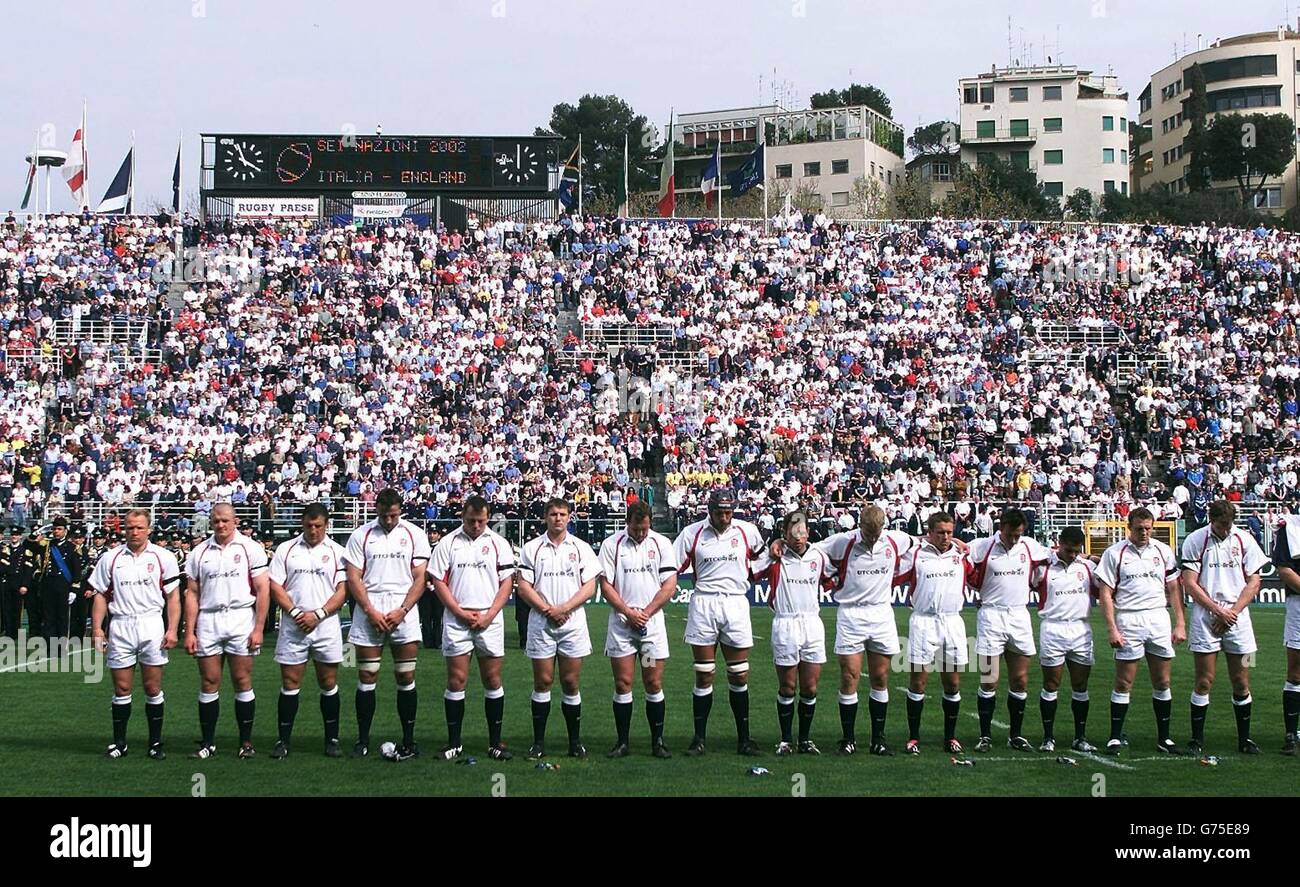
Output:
[0, 646, 94, 674]
[1073, 750, 1136, 771]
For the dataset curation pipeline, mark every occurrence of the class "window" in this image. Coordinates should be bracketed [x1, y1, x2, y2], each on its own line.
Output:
[1121, 181, 1129, 196]
[977, 151, 996, 167]
[1121, 149, 1127, 164]
[1196, 54, 1278, 84]
[1043, 85, 1063, 101]
[803, 161, 821, 177]
[886, 170, 892, 185]
[775, 164, 792, 179]
[1009, 118, 1030, 138]
[1255, 187, 1283, 208]
[1043, 117, 1063, 133]
[1207, 85, 1282, 112]
[976, 120, 996, 139]
[1103, 148, 1115, 163]
[1010, 151, 1030, 170]
[831, 191, 850, 207]
[1042, 181, 1064, 197]
[1044, 150, 1063, 165]
[1120, 118, 1127, 132]
[1104, 181, 1116, 193]
[980, 84, 994, 103]
[1102, 116, 1115, 131]
[933, 161, 952, 182]
[831, 158, 849, 175]
[1010, 86, 1029, 102]
[963, 85, 980, 104]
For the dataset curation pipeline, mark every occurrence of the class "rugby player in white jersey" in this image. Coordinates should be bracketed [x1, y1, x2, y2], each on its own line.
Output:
[1031, 526, 1099, 753]
[750, 512, 836, 755]
[343, 489, 431, 761]
[674, 488, 765, 757]
[428, 496, 516, 762]
[183, 503, 270, 760]
[1181, 500, 1268, 755]
[817, 504, 914, 756]
[1095, 507, 1186, 755]
[598, 501, 679, 759]
[90, 509, 182, 760]
[1273, 514, 1300, 754]
[267, 503, 348, 759]
[967, 507, 1052, 752]
[896, 512, 972, 755]
[516, 498, 601, 760]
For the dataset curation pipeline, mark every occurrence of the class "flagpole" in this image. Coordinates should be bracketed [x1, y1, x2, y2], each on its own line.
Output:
[577, 133, 583, 217]
[760, 115, 769, 235]
[716, 140, 722, 225]
[669, 108, 675, 220]
[83, 100, 89, 211]
[622, 131, 628, 218]
[129, 130, 136, 215]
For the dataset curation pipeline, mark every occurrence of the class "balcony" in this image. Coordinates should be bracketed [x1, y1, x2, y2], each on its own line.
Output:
[961, 126, 1038, 145]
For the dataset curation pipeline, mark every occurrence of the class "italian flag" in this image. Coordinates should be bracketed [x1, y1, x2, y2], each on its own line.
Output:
[656, 113, 675, 218]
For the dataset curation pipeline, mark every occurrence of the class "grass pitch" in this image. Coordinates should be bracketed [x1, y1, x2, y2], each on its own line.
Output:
[1, 605, 1296, 796]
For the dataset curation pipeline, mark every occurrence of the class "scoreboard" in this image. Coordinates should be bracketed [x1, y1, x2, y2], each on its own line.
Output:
[207, 134, 553, 192]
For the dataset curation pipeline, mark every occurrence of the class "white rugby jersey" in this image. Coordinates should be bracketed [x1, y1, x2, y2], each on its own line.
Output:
[1033, 553, 1095, 621]
[270, 535, 347, 610]
[429, 526, 516, 610]
[343, 519, 432, 597]
[751, 546, 834, 616]
[90, 543, 181, 618]
[1180, 525, 1268, 605]
[968, 534, 1052, 607]
[185, 532, 269, 610]
[817, 529, 914, 606]
[674, 518, 764, 596]
[598, 529, 679, 609]
[898, 542, 970, 615]
[1095, 537, 1179, 611]
[519, 532, 600, 607]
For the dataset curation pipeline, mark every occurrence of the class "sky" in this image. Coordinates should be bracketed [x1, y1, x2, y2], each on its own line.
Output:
[2, 0, 1288, 211]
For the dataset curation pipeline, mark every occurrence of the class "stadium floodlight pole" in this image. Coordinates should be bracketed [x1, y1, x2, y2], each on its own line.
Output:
[578, 132, 583, 217]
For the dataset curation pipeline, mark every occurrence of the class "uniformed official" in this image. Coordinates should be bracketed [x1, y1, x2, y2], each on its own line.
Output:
[69, 525, 93, 640]
[0, 526, 22, 640]
[19, 517, 84, 648]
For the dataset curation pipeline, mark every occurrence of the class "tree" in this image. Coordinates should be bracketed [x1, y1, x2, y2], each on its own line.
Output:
[943, 159, 1059, 219]
[1064, 188, 1095, 220]
[848, 175, 887, 218]
[907, 121, 958, 157]
[891, 172, 934, 218]
[537, 94, 655, 206]
[1182, 63, 1210, 192]
[1200, 112, 1297, 207]
[808, 83, 893, 119]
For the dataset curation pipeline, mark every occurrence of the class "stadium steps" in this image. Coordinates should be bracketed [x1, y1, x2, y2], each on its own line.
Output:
[166, 281, 188, 316]
[649, 469, 671, 532]
[555, 304, 582, 347]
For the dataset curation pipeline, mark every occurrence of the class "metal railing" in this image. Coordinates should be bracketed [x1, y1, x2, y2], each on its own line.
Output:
[1032, 323, 1127, 347]
[582, 322, 676, 349]
[962, 126, 1039, 143]
[41, 498, 631, 547]
[52, 319, 154, 347]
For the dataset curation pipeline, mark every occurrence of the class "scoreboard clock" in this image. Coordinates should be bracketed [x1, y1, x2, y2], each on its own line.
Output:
[209, 134, 552, 191]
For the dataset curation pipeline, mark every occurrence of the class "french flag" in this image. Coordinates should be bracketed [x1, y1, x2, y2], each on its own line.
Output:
[700, 142, 720, 211]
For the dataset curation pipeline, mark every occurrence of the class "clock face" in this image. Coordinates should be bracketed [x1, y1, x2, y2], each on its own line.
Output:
[496, 143, 540, 185]
[221, 139, 265, 182]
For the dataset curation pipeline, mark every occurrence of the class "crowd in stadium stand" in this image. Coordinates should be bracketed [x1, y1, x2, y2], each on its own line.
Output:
[1, 208, 1299, 544]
